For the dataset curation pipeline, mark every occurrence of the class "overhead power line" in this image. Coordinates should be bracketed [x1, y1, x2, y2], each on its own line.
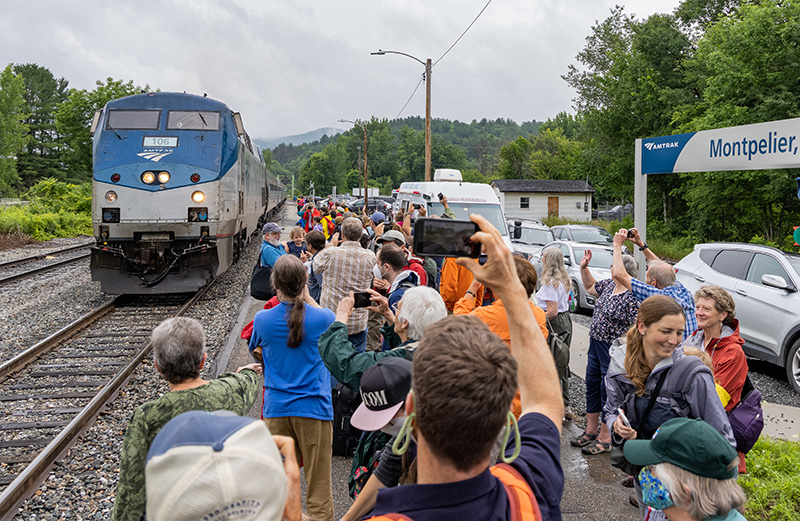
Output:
[394, 75, 425, 119]
[433, 0, 493, 68]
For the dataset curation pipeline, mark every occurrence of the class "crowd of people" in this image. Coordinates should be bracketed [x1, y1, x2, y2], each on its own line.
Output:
[110, 198, 756, 521]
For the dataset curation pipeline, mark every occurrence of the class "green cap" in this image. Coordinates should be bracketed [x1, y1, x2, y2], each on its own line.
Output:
[623, 418, 738, 480]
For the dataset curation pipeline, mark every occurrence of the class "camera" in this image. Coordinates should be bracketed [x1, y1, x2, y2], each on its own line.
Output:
[438, 193, 444, 201]
[627, 230, 635, 239]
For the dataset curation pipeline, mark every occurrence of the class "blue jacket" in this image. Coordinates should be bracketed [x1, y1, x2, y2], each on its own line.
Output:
[260, 240, 286, 268]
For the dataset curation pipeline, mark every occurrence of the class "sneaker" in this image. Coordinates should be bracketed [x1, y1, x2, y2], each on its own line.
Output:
[563, 407, 574, 421]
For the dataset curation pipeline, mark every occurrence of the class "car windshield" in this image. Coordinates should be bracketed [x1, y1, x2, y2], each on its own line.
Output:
[514, 228, 553, 246]
[573, 247, 614, 268]
[429, 203, 507, 236]
[571, 227, 613, 244]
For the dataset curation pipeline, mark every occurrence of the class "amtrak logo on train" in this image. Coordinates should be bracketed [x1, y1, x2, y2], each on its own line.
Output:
[137, 148, 174, 162]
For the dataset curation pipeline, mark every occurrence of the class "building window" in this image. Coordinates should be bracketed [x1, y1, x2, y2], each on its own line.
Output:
[520, 197, 530, 209]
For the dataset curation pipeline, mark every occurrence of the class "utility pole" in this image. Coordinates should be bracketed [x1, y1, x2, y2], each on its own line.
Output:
[372, 49, 433, 181]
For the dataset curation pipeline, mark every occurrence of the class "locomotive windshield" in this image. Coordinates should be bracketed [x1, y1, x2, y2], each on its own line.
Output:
[106, 110, 161, 130]
[167, 111, 220, 130]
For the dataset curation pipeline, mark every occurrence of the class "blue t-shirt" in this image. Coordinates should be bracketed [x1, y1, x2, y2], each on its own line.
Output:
[260, 240, 287, 268]
[248, 303, 335, 420]
[367, 413, 563, 521]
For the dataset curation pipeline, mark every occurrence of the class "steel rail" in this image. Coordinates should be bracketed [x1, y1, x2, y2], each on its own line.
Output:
[0, 252, 91, 287]
[0, 298, 121, 382]
[0, 242, 94, 270]
[0, 283, 214, 520]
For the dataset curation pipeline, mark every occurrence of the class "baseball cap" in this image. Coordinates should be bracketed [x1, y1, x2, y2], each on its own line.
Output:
[377, 230, 407, 246]
[371, 211, 386, 224]
[262, 222, 282, 235]
[351, 358, 412, 432]
[145, 410, 287, 521]
[623, 417, 739, 480]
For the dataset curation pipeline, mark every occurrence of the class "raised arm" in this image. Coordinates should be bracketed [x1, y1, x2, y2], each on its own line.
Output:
[457, 216, 562, 430]
[580, 250, 599, 297]
[610, 230, 632, 291]
[628, 228, 658, 262]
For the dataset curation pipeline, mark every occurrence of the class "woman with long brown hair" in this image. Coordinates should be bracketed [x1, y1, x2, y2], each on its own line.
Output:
[249, 254, 336, 521]
[604, 295, 735, 521]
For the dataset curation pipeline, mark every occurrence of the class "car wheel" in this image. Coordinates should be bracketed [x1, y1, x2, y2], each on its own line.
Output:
[786, 339, 800, 395]
[570, 280, 580, 313]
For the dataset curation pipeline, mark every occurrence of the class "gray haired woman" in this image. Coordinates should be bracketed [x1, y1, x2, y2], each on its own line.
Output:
[623, 417, 747, 521]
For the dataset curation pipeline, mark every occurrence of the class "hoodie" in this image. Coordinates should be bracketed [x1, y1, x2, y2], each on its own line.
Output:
[683, 319, 748, 413]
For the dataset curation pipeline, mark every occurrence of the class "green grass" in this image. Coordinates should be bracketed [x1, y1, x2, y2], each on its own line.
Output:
[739, 437, 800, 521]
[540, 216, 694, 261]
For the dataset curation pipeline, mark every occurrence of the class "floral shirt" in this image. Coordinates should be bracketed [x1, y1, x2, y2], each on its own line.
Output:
[589, 279, 640, 343]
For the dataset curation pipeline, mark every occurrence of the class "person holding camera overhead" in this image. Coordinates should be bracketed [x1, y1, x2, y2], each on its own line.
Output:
[611, 228, 696, 340]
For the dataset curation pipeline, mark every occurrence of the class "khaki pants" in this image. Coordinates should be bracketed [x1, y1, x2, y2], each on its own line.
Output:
[265, 416, 334, 521]
[366, 309, 383, 352]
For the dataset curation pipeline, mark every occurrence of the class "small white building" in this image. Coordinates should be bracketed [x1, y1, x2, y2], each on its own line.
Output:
[491, 179, 595, 222]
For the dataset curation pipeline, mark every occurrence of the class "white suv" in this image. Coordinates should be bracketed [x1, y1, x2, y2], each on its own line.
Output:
[675, 243, 800, 394]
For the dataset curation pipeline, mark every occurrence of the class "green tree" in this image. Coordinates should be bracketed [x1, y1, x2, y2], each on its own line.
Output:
[12, 63, 69, 186]
[56, 78, 152, 181]
[674, 0, 800, 243]
[497, 136, 533, 179]
[0, 64, 29, 196]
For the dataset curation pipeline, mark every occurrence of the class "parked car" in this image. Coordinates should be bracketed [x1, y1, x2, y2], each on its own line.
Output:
[507, 219, 555, 259]
[347, 197, 393, 216]
[597, 203, 633, 221]
[530, 240, 615, 312]
[551, 224, 632, 255]
[675, 242, 800, 394]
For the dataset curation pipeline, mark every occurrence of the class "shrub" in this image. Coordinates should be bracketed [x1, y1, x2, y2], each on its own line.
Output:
[739, 436, 800, 521]
[0, 205, 92, 241]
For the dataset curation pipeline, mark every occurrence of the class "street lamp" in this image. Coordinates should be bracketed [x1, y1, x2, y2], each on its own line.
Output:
[371, 49, 432, 182]
[339, 119, 369, 214]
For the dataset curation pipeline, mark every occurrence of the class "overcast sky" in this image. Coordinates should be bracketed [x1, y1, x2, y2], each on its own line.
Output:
[1, 0, 682, 139]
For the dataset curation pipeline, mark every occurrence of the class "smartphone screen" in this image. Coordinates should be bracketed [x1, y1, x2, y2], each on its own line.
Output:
[413, 218, 480, 258]
[353, 292, 372, 308]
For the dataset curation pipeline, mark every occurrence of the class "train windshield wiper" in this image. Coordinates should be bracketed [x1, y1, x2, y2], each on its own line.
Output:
[106, 123, 123, 140]
[198, 112, 207, 127]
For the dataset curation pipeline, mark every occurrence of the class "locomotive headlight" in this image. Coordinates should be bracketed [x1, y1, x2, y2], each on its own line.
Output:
[191, 191, 205, 204]
[141, 171, 156, 184]
[157, 171, 170, 184]
[105, 191, 118, 203]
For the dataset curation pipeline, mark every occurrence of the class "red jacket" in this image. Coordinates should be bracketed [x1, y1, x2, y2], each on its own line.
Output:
[405, 255, 427, 286]
[686, 319, 748, 412]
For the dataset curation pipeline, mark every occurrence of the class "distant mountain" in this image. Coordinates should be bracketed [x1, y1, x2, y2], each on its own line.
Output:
[255, 127, 344, 150]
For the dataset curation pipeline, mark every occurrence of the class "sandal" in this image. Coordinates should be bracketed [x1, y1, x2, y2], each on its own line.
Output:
[581, 441, 611, 455]
[570, 431, 598, 448]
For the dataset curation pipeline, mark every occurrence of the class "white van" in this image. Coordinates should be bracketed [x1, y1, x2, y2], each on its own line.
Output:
[395, 169, 512, 248]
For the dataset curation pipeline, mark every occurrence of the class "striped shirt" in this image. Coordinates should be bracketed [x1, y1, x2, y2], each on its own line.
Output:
[630, 278, 697, 340]
[313, 241, 377, 334]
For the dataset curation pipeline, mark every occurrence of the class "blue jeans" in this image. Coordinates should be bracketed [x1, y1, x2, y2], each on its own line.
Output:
[585, 337, 612, 419]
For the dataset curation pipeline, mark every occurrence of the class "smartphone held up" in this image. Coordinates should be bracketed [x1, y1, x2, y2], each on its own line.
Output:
[412, 218, 481, 258]
[353, 292, 372, 309]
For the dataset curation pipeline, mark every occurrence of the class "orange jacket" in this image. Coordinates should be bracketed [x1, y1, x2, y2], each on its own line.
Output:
[439, 257, 483, 311]
[454, 297, 548, 418]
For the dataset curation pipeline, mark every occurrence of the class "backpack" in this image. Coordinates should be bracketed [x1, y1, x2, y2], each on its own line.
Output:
[331, 382, 363, 456]
[727, 375, 764, 453]
[364, 462, 541, 521]
[622, 356, 712, 440]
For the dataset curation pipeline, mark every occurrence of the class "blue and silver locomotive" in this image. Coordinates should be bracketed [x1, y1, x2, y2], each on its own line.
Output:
[90, 92, 285, 294]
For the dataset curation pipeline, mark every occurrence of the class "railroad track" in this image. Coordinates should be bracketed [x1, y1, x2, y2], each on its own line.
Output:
[0, 284, 213, 519]
[0, 242, 94, 287]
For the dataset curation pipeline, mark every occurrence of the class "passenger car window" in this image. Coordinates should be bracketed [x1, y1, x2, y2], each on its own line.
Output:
[746, 253, 789, 285]
[559, 244, 571, 264]
[710, 250, 752, 279]
[699, 248, 719, 266]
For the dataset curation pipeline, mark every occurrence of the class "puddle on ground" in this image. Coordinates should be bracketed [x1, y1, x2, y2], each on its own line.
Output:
[562, 422, 621, 484]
